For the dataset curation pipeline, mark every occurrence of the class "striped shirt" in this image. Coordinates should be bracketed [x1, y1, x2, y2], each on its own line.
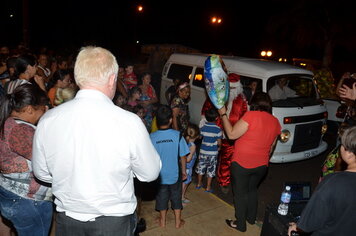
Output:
[200, 122, 222, 156]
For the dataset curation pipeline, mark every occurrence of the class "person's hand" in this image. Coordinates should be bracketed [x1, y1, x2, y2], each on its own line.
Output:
[341, 72, 351, 80]
[34, 75, 46, 91]
[181, 171, 187, 182]
[339, 83, 356, 101]
[218, 106, 227, 115]
[288, 222, 297, 236]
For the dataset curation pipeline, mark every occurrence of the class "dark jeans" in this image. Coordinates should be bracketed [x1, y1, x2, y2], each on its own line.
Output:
[56, 212, 137, 236]
[230, 162, 267, 232]
[0, 186, 53, 236]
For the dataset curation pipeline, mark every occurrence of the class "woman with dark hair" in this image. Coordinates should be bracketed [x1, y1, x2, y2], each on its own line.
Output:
[0, 84, 53, 236]
[218, 92, 281, 232]
[170, 81, 190, 134]
[46, 69, 71, 106]
[5, 54, 46, 94]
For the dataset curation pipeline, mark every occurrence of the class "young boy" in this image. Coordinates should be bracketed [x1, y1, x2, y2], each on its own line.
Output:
[150, 105, 189, 229]
[288, 126, 356, 236]
[195, 108, 222, 193]
[123, 63, 137, 90]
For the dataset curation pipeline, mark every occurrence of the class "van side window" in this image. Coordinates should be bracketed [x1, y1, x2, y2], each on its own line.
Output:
[240, 76, 262, 103]
[167, 64, 192, 84]
[192, 67, 205, 88]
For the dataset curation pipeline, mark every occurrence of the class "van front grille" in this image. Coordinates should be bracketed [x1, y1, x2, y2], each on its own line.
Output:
[291, 121, 322, 153]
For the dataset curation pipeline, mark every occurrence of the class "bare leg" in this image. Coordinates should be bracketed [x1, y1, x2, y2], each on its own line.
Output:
[173, 209, 185, 229]
[197, 174, 203, 187]
[158, 210, 167, 228]
[206, 177, 213, 191]
[182, 183, 188, 200]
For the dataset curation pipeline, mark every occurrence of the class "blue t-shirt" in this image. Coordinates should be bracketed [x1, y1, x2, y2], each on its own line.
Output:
[200, 122, 222, 156]
[150, 129, 189, 184]
[186, 141, 197, 169]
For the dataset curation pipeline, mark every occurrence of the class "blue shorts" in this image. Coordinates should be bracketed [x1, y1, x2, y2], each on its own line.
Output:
[183, 167, 194, 184]
[195, 154, 218, 178]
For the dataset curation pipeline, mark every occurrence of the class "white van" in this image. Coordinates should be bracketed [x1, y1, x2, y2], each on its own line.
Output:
[160, 53, 328, 163]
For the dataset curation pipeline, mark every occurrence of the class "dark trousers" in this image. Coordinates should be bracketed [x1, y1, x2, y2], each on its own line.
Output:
[230, 162, 267, 232]
[56, 212, 137, 236]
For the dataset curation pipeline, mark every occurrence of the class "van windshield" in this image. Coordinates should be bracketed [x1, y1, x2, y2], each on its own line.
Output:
[267, 75, 321, 107]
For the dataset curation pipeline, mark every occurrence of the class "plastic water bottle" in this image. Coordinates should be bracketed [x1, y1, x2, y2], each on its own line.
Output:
[277, 185, 291, 215]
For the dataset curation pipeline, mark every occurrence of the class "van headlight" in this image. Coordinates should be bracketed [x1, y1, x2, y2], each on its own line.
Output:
[321, 124, 328, 134]
[280, 130, 290, 143]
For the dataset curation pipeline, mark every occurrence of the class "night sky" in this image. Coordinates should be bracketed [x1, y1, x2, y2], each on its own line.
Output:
[2, 0, 356, 74]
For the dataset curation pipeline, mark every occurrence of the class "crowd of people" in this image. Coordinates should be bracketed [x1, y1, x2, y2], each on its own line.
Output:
[0, 43, 355, 236]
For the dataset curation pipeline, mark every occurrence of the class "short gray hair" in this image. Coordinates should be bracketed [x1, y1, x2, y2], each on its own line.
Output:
[341, 126, 356, 155]
[74, 46, 118, 87]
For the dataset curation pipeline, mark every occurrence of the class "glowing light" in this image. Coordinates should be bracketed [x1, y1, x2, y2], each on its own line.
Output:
[195, 74, 203, 81]
[211, 17, 217, 23]
[266, 51, 272, 57]
[9, 14, 14, 18]
[261, 51, 266, 57]
[137, 5, 143, 12]
[217, 19, 222, 23]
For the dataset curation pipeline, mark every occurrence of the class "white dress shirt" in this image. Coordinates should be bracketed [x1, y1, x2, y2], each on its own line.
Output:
[268, 84, 297, 101]
[32, 89, 161, 221]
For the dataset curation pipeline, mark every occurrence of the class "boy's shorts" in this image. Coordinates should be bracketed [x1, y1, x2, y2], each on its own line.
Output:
[195, 154, 217, 178]
[155, 180, 183, 211]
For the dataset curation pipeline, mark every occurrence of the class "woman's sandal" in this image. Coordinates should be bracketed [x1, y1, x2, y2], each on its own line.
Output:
[195, 185, 203, 189]
[225, 219, 238, 230]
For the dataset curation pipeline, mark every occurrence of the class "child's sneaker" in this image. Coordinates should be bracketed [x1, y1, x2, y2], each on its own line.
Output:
[182, 198, 191, 204]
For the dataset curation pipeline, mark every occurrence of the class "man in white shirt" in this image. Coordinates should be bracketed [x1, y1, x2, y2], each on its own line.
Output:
[32, 46, 161, 236]
[268, 78, 297, 101]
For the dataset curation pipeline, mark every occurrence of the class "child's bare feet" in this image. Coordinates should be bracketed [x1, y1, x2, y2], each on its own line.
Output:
[175, 219, 185, 229]
[155, 217, 166, 228]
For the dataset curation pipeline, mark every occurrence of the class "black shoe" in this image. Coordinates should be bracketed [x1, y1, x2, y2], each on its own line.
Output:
[135, 218, 146, 234]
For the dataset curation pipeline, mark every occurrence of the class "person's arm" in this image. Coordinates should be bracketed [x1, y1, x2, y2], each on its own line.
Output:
[217, 138, 222, 151]
[269, 136, 278, 157]
[218, 106, 248, 140]
[131, 116, 161, 182]
[116, 78, 128, 98]
[33, 75, 46, 91]
[32, 123, 53, 183]
[179, 137, 189, 181]
[336, 72, 350, 97]
[339, 83, 356, 101]
[172, 107, 180, 131]
[186, 144, 196, 163]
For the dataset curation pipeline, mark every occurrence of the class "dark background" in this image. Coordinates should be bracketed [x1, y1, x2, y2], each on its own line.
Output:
[2, 0, 356, 77]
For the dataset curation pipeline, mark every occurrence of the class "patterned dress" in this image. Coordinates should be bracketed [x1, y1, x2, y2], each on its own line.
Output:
[171, 95, 190, 134]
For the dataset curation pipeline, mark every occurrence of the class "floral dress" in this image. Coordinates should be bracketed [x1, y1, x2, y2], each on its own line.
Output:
[170, 95, 190, 133]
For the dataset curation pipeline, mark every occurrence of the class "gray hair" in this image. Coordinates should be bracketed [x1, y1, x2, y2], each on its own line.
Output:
[74, 46, 118, 87]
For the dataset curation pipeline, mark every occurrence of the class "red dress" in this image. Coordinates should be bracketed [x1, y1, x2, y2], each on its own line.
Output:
[201, 95, 248, 186]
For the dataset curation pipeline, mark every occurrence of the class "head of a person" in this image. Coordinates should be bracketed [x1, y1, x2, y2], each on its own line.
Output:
[205, 108, 219, 122]
[57, 57, 68, 70]
[249, 92, 273, 114]
[14, 54, 37, 78]
[340, 126, 356, 166]
[185, 123, 200, 141]
[0, 46, 10, 56]
[74, 46, 118, 99]
[277, 78, 287, 88]
[156, 105, 172, 128]
[129, 86, 142, 100]
[228, 73, 243, 101]
[249, 80, 258, 91]
[47, 69, 71, 90]
[125, 64, 134, 74]
[141, 72, 151, 85]
[133, 104, 145, 119]
[177, 82, 190, 100]
[113, 92, 126, 107]
[54, 87, 77, 106]
[173, 77, 181, 87]
[0, 84, 48, 136]
[38, 54, 48, 67]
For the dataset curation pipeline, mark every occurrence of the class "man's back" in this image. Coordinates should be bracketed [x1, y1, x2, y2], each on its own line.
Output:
[33, 89, 160, 220]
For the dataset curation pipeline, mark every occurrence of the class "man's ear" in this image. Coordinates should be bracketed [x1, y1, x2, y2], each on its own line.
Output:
[24, 105, 34, 114]
[108, 74, 116, 89]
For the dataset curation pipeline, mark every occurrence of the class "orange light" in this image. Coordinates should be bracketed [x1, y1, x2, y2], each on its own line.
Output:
[284, 117, 293, 124]
[217, 18, 222, 23]
[211, 17, 217, 23]
[137, 5, 143, 12]
[195, 74, 203, 81]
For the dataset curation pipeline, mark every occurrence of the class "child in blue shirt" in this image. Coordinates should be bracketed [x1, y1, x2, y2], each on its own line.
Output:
[150, 105, 189, 229]
[182, 123, 200, 204]
[195, 108, 222, 193]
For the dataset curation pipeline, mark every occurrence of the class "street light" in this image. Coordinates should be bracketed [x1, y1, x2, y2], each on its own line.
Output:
[261, 50, 272, 58]
[137, 5, 143, 12]
[211, 16, 222, 24]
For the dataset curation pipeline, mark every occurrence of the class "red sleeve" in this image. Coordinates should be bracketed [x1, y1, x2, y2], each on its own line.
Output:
[9, 124, 35, 160]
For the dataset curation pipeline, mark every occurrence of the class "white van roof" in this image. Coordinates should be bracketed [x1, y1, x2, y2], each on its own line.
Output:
[168, 53, 314, 79]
